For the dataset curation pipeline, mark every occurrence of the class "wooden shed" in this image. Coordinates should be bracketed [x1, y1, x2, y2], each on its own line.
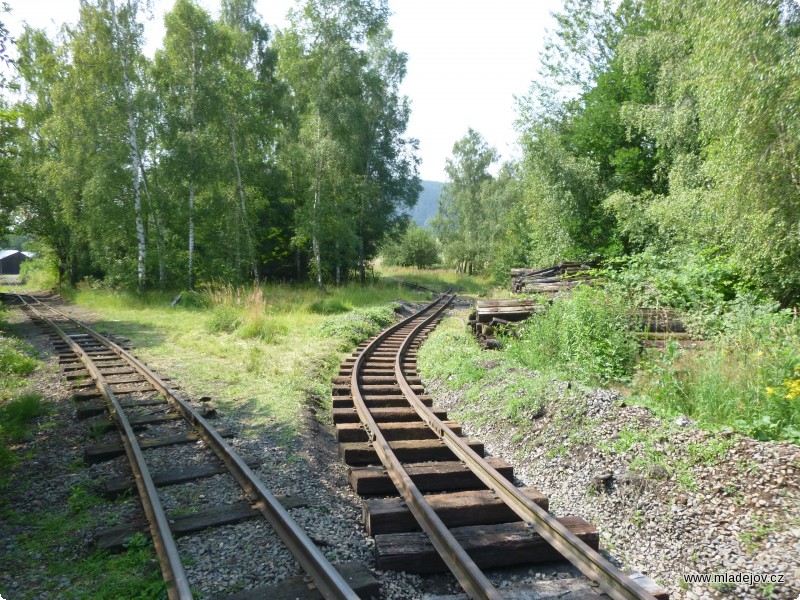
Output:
[0, 250, 33, 275]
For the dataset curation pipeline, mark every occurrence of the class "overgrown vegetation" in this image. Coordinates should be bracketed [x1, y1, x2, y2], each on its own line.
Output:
[505, 286, 639, 384]
[54, 279, 428, 440]
[632, 313, 800, 444]
[408, 0, 800, 442]
[0, 303, 44, 471]
[2, 479, 165, 598]
[3, 0, 419, 290]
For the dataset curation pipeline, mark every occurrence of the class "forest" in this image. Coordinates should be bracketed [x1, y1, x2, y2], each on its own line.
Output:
[1, 0, 799, 305]
[0, 0, 420, 289]
[433, 0, 800, 307]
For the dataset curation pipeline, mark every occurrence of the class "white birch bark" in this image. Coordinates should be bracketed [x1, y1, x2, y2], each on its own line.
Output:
[109, 0, 146, 288]
[228, 119, 260, 283]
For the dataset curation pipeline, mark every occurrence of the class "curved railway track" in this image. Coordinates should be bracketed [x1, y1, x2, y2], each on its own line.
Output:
[335, 292, 667, 600]
[7, 291, 365, 600]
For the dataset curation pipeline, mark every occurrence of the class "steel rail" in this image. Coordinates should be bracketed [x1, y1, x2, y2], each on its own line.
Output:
[351, 293, 503, 600]
[394, 299, 659, 600]
[15, 294, 194, 600]
[14, 292, 360, 600]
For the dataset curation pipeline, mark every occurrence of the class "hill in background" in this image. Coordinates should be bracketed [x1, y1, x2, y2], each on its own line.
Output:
[408, 180, 443, 227]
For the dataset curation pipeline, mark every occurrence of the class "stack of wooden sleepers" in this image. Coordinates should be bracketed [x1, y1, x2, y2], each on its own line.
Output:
[511, 262, 594, 295]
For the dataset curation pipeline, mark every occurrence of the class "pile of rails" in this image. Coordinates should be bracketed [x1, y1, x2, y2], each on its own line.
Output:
[511, 262, 594, 295]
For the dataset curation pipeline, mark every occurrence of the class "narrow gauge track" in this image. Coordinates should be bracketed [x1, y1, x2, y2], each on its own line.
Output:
[7, 291, 365, 600]
[334, 293, 666, 600]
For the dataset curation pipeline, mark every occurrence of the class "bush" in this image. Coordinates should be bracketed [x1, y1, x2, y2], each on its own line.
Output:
[381, 226, 440, 269]
[319, 305, 397, 349]
[633, 303, 800, 443]
[505, 286, 639, 384]
[0, 336, 37, 376]
[18, 253, 60, 290]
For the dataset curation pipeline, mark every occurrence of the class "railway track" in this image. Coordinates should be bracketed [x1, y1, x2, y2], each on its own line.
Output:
[5, 291, 372, 600]
[334, 292, 668, 599]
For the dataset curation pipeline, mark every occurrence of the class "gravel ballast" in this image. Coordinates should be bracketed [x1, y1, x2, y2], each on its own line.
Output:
[420, 314, 800, 600]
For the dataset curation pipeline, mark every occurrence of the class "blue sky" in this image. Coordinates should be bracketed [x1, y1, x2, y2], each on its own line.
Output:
[4, 0, 561, 181]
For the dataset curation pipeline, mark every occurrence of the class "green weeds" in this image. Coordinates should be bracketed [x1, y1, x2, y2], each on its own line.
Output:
[415, 321, 487, 389]
[632, 305, 800, 443]
[505, 286, 639, 385]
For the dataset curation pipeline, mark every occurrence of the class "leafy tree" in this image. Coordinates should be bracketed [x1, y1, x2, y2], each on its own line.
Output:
[432, 129, 498, 273]
[276, 0, 418, 287]
[381, 225, 439, 269]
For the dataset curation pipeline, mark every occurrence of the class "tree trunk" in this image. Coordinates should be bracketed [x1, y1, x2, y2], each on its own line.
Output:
[358, 237, 365, 284]
[139, 147, 165, 289]
[188, 179, 195, 290]
[109, 0, 146, 289]
[187, 39, 197, 290]
[228, 118, 259, 283]
[312, 117, 324, 289]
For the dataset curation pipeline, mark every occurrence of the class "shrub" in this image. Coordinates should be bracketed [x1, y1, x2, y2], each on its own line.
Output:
[319, 305, 397, 349]
[0, 336, 37, 376]
[381, 226, 440, 269]
[506, 286, 639, 384]
[633, 306, 800, 443]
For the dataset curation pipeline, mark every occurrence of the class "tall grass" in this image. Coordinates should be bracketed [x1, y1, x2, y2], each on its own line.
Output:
[633, 310, 800, 443]
[0, 393, 47, 470]
[505, 286, 640, 384]
[378, 265, 491, 295]
[0, 336, 37, 377]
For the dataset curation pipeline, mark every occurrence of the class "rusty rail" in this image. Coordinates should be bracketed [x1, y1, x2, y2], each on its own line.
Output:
[14, 292, 360, 600]
[351, 292, 504, 599]
[393, 297, 658, 600]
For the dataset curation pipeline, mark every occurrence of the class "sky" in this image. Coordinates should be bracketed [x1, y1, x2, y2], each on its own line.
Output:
[3, 0, 561, 182]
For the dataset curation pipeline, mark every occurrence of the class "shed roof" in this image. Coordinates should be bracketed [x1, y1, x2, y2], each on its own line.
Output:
[0, 250, 35, 260]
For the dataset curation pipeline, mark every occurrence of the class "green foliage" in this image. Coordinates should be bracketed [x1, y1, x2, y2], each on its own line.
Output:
[415, 321, 487, 389]
[318, 305, 397, 349]
[0, 335, 38, 377]
[380, 225, 440, 269]
[507, 0, 800, 304]
[10, 0, 418, 290]
[18, 252, 60, 290]
[432, 130, 522, 275]
[600, 248, 750, 315]
[506, 286, 639, 384]
[206, 305, 243, 333]
[633, 304, 800, 443]
[308, 298, 350, 314]
[0, 393, 47, 470]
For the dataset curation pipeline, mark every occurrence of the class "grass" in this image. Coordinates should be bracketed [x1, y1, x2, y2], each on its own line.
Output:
[0, 302, 46, 471]
[418, 317, 555, 430]
[418, 313, 740, 491]
[54, 280, 433, 442]
[2, 482, 164, 599]
[504, 286, 640, 385]
[0, 277, 442, 599]
[378, 264, 492, 296]
[631, 311, 800, 443]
